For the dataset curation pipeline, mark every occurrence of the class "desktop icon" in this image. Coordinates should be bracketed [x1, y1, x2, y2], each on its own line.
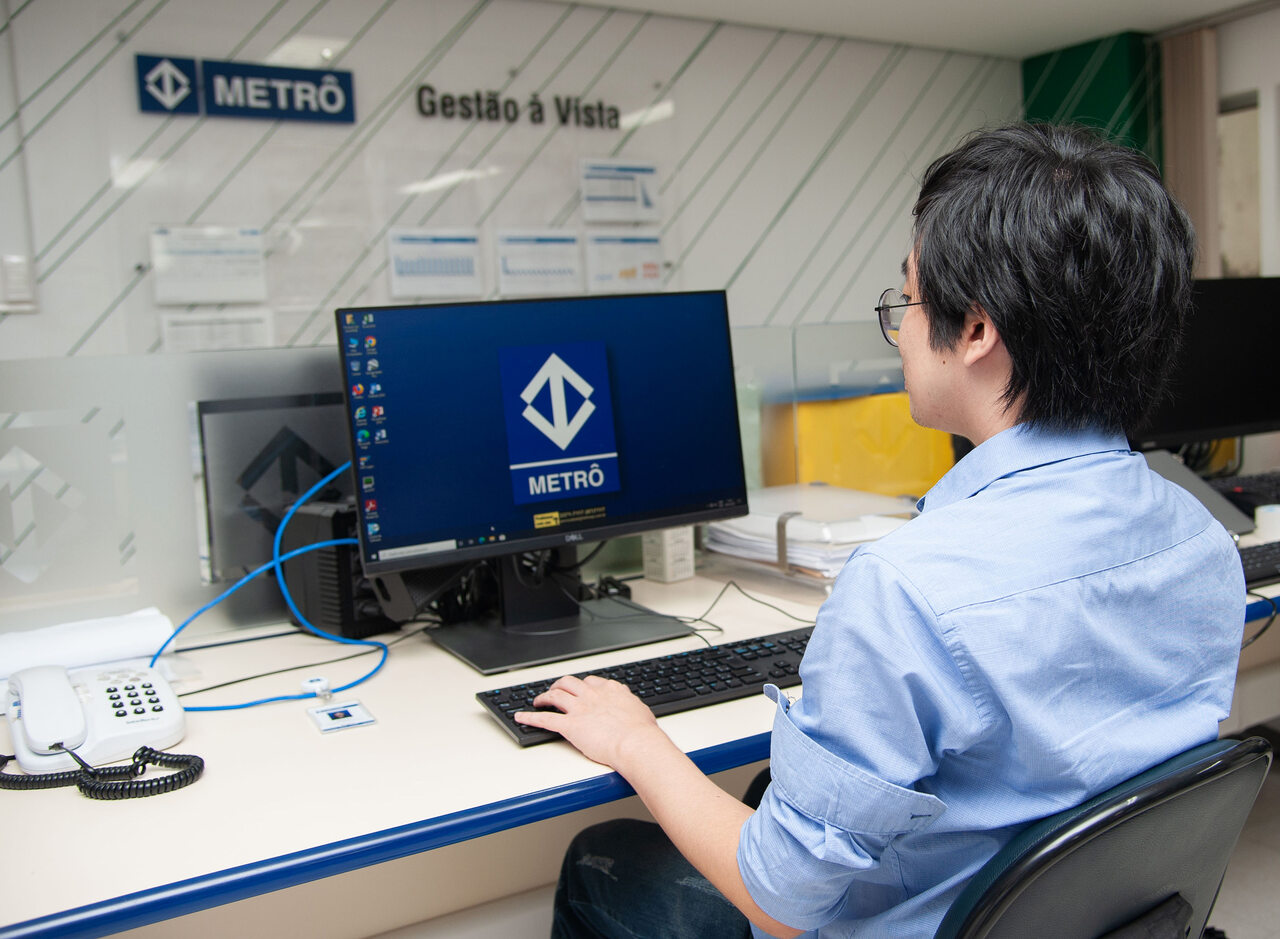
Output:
[346, 337, 359, 352]
[356, 429, 370, 444]
[354, 406, 367, 420]
[371, 405, 385, 419]
[364, 499, 377, 513]
[369, 383, 383, 396]
[362, 313, 376, 326]
[374, 428, 388, 442]
[366, 358, 380, 371]
[358, 455, 372, 469]
[367, 522, 380, 536]
[349, 360, 361, 374]
[344, 313, 356, 327]
[365, 335, 377, 350]
[362, 476, 375, 491]
[351, 383, 365, 397]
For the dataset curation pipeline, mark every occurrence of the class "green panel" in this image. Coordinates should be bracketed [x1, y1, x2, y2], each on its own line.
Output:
[1022, 31, 1161, 168]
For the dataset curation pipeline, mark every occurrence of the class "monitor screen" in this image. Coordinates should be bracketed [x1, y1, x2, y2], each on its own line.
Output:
[334, 291, 749, 672]
[1129, 277, 1280, 450]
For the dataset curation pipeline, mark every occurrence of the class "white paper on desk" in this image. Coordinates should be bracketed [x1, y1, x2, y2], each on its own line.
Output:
[705, 484, 918, 578]
[0, 607, 175, 682]
[729, 484, 917, 543]
[704, 528, 852, 579]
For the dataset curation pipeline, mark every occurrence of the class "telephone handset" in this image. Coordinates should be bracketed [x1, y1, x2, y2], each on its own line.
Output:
[5, 664, 185, 774]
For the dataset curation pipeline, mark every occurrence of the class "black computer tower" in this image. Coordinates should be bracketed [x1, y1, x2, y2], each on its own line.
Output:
[277, 499, 399, 639]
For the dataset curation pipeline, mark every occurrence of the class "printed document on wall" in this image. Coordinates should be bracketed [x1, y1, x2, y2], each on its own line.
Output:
[496, 230, 583, 296]
[160, 309, 273, 352]
[580, 158, 660, 223]
[150, 226, 267, 305]
[586, 230, 662, 292]
[386, 228, 482, 298]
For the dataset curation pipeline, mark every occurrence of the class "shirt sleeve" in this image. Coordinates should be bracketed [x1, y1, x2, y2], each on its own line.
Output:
[737, 549, 984, 930]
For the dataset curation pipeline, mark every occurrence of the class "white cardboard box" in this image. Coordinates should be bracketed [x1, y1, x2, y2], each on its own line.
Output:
[642, 526, 696, 583]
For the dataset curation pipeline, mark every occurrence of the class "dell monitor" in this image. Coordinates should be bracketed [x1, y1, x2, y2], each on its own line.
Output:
[335, 291, 749, 673]
[1129, 277, 1280, 450]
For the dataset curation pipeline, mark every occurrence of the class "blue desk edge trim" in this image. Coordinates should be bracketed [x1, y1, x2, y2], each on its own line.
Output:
[1, 732, 771, 939]
[1246, 595, 1277, 624]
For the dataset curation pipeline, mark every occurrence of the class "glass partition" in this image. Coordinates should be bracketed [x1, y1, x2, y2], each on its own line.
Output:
[0, 321, 914, 636]
[0, 348, 344, 637]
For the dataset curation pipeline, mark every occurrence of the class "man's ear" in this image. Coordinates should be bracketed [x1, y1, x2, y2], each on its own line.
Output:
[961, 305, 1002, 366]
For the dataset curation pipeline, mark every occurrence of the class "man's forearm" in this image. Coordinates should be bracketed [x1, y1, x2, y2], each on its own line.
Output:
[614, 728, 803, 939]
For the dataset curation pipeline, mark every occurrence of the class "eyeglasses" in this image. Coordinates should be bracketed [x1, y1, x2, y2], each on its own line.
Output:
[875, 288, 925, 347]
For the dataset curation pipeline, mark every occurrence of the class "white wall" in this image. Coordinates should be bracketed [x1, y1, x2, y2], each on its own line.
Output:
[1219, 5, 1280, 278]
[0, 0, 1019, 359]
[1217, 8, 1280, 474]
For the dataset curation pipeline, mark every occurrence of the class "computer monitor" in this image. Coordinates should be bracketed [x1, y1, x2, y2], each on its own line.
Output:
[1129, 277, 1280, 451]
[335, 291, 749, 673]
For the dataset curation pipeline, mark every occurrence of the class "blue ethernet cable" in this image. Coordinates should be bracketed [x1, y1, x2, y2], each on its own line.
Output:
[270, 461, 390, 691]
[153, 461, 391, 711]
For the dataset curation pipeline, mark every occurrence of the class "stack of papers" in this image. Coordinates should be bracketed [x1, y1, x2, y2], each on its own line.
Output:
[707, 484, 917, 579]
[0, 607, 175, 682]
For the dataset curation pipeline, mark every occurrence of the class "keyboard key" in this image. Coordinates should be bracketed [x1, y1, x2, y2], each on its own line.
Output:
[1240, 540, 1280, 588]
[477, 626, 811, 747]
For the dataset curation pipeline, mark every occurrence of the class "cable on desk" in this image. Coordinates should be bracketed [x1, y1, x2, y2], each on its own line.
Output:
[686, 580, 817, 633]
[151, 461, 393, 712]
[1243, 591, 1277, 650]
[173, 628, 306, 654]
[0, 745, 203, 799]
[177, 623, 433, 699]
[611, 579, 818, 648]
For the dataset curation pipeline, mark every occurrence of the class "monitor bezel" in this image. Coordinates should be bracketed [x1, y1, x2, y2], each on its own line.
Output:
[1128, 276, 1280, 452]
[335, 290, 750, 579]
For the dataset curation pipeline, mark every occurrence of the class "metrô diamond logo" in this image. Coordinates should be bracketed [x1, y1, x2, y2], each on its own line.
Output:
[520, 353, 596, 450]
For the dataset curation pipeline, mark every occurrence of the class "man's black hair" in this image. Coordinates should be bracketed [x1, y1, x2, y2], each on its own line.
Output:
[911, 122, 1196, 434]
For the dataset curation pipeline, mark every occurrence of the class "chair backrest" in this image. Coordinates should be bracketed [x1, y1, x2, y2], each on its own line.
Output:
[935, 736, 1274, 939]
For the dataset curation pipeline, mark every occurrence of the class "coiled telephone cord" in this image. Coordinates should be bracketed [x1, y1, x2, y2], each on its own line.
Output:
[0, 745, 203, 798]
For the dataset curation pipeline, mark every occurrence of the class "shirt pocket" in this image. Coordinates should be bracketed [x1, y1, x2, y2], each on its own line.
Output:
[765, 686, 946, 839]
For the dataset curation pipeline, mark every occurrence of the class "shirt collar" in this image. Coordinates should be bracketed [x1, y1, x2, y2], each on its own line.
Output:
[917, 423, 1131, 513]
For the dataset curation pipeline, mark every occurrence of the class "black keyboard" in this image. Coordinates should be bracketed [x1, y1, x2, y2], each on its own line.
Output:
[1240, 541, 1280, 589]
[1210, 470, 1280, 510]
[477, 626, 812, 746]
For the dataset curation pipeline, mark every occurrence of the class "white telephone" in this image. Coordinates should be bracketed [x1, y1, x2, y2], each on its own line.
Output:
[5, 664, 185, 774]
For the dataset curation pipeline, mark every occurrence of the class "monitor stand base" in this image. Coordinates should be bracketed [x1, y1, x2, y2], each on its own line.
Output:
[428, 597, 691, 675]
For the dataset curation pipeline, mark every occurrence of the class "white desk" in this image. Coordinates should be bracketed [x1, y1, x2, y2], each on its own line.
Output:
[0, 569, 819, 939]
[3, 560, 1276, 939]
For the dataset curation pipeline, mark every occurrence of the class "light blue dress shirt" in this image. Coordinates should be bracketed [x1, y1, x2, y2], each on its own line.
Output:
[738, 424, 1244, 937]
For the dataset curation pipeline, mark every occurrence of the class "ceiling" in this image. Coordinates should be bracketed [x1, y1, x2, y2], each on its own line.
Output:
[589, 0, 1266, 59]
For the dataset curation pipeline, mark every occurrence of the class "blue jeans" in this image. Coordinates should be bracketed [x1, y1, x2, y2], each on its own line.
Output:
[551, 818, 753, 939]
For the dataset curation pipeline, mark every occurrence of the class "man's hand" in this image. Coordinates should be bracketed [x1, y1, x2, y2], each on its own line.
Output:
[516, 674, 803, 938]
[513, 674, 668, 769]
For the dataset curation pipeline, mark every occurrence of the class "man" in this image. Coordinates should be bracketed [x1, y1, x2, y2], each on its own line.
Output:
[516, 123, 1244, 937]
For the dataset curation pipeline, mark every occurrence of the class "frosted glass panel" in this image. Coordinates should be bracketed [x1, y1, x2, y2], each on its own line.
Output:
[0, 349, 344, 636]
[731, 326, 796, 490]
[793, 321, 903, 399]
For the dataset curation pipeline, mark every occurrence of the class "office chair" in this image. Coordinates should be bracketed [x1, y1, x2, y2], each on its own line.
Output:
[935, 736, 1273, 939]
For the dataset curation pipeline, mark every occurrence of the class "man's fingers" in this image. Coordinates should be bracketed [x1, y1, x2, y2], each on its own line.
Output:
[531, 686, 576, 711]
[513, 707, 563, 729]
